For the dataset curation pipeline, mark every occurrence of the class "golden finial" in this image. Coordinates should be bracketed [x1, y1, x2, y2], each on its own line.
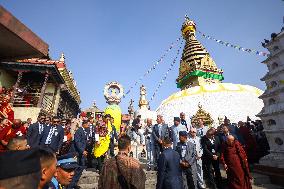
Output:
[181, 15, 196, 38]
[59, 53, 65, 62]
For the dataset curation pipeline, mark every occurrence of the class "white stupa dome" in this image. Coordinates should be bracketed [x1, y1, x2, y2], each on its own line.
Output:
[156, 83, 264, 126]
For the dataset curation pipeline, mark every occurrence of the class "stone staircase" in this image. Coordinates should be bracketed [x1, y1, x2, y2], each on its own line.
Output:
[78, 168, 284, 189]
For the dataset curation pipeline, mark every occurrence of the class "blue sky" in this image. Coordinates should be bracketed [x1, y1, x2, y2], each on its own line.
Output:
[1, 0, 283, 113]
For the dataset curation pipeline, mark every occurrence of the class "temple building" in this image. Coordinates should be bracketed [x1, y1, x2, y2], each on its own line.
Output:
[156, 16, 264, 125]
[0, 6, 80, 121]
[258, 27, 284, 168]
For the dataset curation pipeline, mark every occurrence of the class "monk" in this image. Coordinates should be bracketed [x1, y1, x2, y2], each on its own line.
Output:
[221, 135, 252, 189]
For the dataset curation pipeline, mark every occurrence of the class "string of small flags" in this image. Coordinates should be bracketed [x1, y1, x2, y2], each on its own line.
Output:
[123, 37, 182, 98]
[150, 41, 184, 102]
[197, 31, 269, 57]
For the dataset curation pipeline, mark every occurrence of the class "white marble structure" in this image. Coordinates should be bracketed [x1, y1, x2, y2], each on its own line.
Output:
[258, 27, 284, 168]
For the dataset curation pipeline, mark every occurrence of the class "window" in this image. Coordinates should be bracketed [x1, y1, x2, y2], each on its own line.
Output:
[267, 119, 276, 126]
[273, 46, 279, 51]
[271, 81, 277, 88]
[268, 98, 276, 105]
[271, 62, 279, 69]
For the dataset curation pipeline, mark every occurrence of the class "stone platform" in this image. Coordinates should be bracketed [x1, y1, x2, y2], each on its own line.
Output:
[78, 166, 284, 189]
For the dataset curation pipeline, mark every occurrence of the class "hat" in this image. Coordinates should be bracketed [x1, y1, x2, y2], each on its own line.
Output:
[179, 131, 188, 137]
[57, 153, 79, 170]
[0, 148, 41, 180]
[174, 117, 181, 122]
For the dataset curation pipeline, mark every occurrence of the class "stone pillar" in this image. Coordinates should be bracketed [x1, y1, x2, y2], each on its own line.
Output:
[37, 72, 49, 108]
[10, 71, 23, 105]
[50, 85, 59, 114]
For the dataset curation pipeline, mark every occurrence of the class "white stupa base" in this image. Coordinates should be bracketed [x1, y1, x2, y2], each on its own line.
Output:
[156, 83, 264, 126]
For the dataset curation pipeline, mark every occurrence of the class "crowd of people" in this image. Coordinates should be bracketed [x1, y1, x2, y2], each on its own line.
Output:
[0, 106, 270, 189]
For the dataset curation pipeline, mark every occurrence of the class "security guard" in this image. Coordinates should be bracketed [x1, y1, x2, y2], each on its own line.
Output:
[47, 153, 80, 189]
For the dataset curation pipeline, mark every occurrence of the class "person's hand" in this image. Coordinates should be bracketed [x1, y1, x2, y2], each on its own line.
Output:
[224, 164, 228, 171]
[196, 156, 201, 160]
[158, 139, 163, 144]
[83, 151, 88, 157]
[212, 155, 218, 160]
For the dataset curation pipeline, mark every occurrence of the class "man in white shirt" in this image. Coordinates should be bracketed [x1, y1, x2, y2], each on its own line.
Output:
[188, 127, 206, 189]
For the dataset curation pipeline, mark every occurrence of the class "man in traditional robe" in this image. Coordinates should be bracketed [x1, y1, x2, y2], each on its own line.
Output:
[98, 134, 146, 189]
[220, 135, 252, 189]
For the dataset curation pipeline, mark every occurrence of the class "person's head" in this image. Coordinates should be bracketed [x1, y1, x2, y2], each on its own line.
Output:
[146, 118, 152, 126]
[162, 137, 172, 148]
[224, 117, 230, 125]
[118, 134, 131, 153]
[198, 118, 204, 127]
[206, 128, 215, 139]
[110, 117, 114, 124]
[82, 120, 89, 128]
[38, 115, 46, 124]
[222, 125, 229, 135]
[226, 135, 235, 146]
[52, 117, 60, 126]
[137, 115, 141, 120]
[174, 117, 181, 126]
[189, 127, 197, 138]
[12, 119, 22, 129]
[179, 131, 188, 143]
[104, 114, 111, 122]
[22, 121, 29, 129]
[1, 118, 9, 126]
[156, 115, 163, 124]
[238, 121, 244, 128]
[61, 119, 67, 126]
[56, 153, 78, 187]
[38, 148, 57, 189]
[0, 148, 41, 189]
[27, 118, 32, 125]
[45, 117, 51, 125]
[180, 112, 185, 120]
[7, 136, 29, 151]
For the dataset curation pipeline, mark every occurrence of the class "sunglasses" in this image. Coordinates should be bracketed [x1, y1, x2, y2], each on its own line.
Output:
[53, 121, 60, 123]
[190, 131, 196, 133]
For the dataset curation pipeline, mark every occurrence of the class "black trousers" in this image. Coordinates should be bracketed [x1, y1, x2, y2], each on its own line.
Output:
[153, 143, 163, 166]
[203, 158, 222, 189]
[183, 168, 196, 189]
[109, 140, 115, 157]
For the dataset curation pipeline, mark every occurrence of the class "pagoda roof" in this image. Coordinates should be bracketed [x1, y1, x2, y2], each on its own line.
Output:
[13, 56, 81, 104]
[0, 6, 48, 60]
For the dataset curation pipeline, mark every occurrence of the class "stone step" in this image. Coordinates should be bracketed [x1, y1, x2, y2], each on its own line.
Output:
[252, 184, 284, 189]
[252, 173, 271, 185]
[78, 183, 98, 189]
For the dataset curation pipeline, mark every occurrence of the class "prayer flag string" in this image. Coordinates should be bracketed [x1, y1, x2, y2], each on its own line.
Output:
[123, 37, 182, 98]
[150, 41, 184, 102]
[197, 31, 269, 57]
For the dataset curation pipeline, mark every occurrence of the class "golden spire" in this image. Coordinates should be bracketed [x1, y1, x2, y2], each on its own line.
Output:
[176, 16, 224, 90]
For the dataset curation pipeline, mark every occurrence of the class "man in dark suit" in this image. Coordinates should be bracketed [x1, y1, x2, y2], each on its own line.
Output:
[109, 117, 118, 157]
[176, 131, 198, 189]
[74, 120, 90, 166]
[201, 128, 222, 189]
[156, 137, 183, 189]
[152, 115, 170, 167]
[39, 116, 64, 153]
[27, 114, 46, 148]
